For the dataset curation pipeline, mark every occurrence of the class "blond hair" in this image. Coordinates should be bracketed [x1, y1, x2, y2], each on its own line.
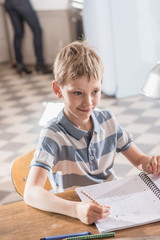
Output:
[53, 40, 103, 85]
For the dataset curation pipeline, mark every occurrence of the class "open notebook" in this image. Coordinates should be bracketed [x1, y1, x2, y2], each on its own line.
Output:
[76, 172, 160, 233]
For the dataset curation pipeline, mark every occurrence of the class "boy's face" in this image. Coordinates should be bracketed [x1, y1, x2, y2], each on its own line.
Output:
[59, 76, 102, 127]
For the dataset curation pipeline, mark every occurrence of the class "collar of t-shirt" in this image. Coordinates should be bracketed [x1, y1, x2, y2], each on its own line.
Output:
[57, 109, 101, 140]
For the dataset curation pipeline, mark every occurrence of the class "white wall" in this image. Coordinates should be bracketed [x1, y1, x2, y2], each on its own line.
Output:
[30, 0, 69, 10]
[83, 0, 160, 98]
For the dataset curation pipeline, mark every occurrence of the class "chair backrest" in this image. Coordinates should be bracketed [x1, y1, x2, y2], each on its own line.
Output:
[11, 149, 52, 197]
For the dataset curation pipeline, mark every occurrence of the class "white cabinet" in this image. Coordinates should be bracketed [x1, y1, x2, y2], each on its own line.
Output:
[0, 4, 10, 63]
[4, 0, 79, 66]
[5, 9, 75, 65]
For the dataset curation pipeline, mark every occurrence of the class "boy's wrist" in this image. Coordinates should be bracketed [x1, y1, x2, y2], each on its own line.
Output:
[61, 200, 80, 219]
[72, 201, 80, 219]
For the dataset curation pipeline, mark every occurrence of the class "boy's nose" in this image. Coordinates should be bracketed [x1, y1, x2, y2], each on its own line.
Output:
[83, 95, 92, 105]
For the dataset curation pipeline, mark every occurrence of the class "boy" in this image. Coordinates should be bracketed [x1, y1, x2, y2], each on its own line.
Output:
[24, 41, 160, 225]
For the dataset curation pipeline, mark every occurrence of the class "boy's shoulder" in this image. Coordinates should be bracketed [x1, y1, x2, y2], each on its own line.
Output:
[93, 108, 115, 120]
[44, 117, 60, 132]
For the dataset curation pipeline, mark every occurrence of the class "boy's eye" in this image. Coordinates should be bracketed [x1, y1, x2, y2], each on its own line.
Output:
[73, 91, 82, 96]
[93, 89, 99, 94]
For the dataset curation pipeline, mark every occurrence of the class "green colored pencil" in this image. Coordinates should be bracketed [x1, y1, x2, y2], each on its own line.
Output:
[66, 232, 115, 240]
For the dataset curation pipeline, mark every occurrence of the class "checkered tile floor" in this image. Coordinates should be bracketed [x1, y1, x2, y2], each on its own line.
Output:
[1, 63, 160, 205]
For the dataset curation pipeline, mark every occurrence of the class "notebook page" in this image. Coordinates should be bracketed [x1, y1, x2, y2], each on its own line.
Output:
[149, 174, 160, 189]
[96, 190, 160, 232]
[76, 173, 160, 233]
[76, 175, 147, 201]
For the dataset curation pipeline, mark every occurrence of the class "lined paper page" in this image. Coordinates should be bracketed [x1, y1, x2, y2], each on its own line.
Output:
[76, 174, 160, 233]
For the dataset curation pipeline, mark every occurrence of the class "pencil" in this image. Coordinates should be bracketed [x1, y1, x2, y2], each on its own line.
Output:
[81, 190, 102, 207]
[40, 232, 91, 240]
[66, 232, 115, 240]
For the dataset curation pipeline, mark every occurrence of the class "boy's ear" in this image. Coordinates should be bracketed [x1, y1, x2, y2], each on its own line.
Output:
[52, 81, 63, 98]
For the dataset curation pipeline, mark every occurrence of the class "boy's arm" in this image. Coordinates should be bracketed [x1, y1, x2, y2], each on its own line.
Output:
[24, 166, 110, 224]
[122, 142, 160, 175]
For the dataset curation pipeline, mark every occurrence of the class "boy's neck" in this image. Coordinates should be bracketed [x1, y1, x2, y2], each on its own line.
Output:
[76, 117, 93, 132]
[63, 109, 93, 132]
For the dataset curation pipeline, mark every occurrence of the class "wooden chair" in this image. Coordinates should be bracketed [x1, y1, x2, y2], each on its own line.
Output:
[11, 149, 52, 197]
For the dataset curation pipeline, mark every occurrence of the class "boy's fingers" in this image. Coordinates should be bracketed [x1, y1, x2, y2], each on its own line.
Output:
[92, 203, 110, 214]
[153, 156, 159, 174]
[150, 156, 160, 175]
[157, 157, 160, 175]
[150, 165, 153, 172]
[146, 163, 153, 172]
[91, 207, 110, 220]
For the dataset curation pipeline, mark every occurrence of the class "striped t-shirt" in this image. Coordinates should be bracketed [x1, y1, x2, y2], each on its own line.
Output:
[31, 109, 132, 193]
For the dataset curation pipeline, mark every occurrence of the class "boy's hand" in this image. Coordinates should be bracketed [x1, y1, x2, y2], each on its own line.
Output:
[75, 201, 110, 225]
[147, 156, 160, 176]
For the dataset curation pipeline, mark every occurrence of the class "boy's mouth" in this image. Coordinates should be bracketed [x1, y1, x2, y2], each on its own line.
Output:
[78, 108, 92, 113]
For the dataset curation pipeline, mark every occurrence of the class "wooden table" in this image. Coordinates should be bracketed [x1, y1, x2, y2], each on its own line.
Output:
[0, 190, 160, 240]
